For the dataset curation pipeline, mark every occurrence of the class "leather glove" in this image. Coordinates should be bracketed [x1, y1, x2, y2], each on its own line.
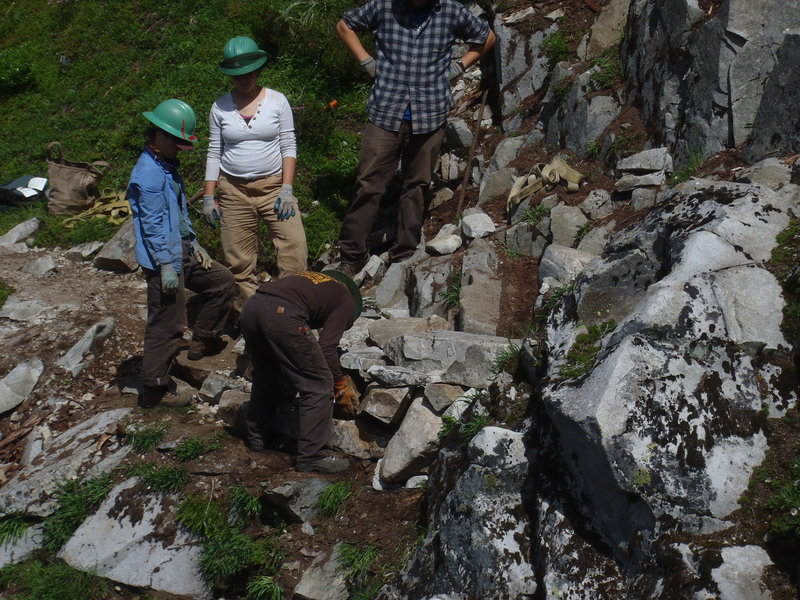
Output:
[160, 264, 179, 295]
[360, 56, 376, 79]
[333, 376, 359, 420]
[274, 184, 298, 221]
[202, 195, 221, 228]
[449, 59, 465, 80]
[191, 240, 213, 270]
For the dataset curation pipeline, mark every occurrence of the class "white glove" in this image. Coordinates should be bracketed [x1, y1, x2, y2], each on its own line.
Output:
[274, 184, 298, 221]
[360, 56, 376, 78]
[449, 59, 465, 80]
[191, 240, 213, 270]
[202, 195, 221, 228]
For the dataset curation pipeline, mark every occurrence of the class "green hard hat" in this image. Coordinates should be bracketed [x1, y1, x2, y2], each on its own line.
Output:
[218, 36, 268, 76]
[142, 99, 198, 146]
[324, 270, 363, 323]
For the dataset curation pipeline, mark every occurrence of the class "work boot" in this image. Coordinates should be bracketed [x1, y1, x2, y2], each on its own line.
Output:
[187, 336, 227, 361]
[338, 257, 366, 280]
[295, 455, 350, 474]
[139, 384, 193, 409]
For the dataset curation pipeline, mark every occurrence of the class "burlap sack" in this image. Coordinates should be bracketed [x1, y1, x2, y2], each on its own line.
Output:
[45, 141, 110, 216]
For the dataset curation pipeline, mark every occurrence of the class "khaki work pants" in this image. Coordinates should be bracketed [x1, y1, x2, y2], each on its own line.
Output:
[218, 173, 308, 312]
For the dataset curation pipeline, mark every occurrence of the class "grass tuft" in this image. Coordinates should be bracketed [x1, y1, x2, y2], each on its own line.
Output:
[337, 543, 378, 589]
[229, 484, 263, 527]
[125, 462, 190, 493]
[0, 558, 109, 600]
[671, 151, 705, 184]
[246, 575, 284, 600]
[124, 422, 168, 454]
[42, 474, 113, 552]
[540, 30, 570, 68]
[315, 481, 353, 518]
[522, 204, 550, 226]
[442, 272, 462, 310]
[177, 495, 226, 539]
[560, 320, 616, 380]
[0, 514, 31, 545]
[174, 432, 224, 463]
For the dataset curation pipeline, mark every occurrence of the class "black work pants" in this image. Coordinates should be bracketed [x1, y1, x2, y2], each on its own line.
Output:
[239, 292, 334, 461]
[339, 120, 445, 264]
[142, 240, 235, 387]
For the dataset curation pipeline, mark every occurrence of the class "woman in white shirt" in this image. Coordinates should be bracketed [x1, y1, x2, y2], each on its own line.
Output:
[203, 36, 308, 312]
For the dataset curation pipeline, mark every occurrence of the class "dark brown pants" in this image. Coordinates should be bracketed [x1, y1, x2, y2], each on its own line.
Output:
[339, 120, 445, 264]
[239, 292, 334, 461]
[142, 241, 235, 387]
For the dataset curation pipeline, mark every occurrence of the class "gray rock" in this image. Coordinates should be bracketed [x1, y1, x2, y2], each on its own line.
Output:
[20, 425, 51, 466]
[580, 189, 614, 219]
[379, 398, 442, 484]
[461, 211, 496, 239]
[21, 255, 56, 276]
[615, 171, 667, 192]
[504, 221, 548, 258]
[0, 296, 65, 324]
[355, 254, 386, 287]
[430, 185, 455, 209]
[0, 358, 44, 414]
[368, 316, 451, 349]
[263, 479, 330, 523]
[340, 346, 387, 375]
[735, 157, 792, 189]
[383, 330, 522, 388]
[477, 167, 516, 205]
[539, 245, 595, 285]
[217, 389, 250, 426]
[338, 316, 371, 352]
[0, 408, 132, 517]
[617, 148, 674, 174]
[94, 218, 138, 272]
[366, 365, 430, 387]
[405, 475, 428, 489]
[55, 317, 115, 377]
[444, 118, 473, 149]
[0, 524, 44, 569]
[459, 238, 500, 335]
[577, 220, 616, 256]
[359, 384, 412, 424]
[408, 255, 456, 318]
[293, 543, 349, 600]
[0, 218, 39, 247]
[375, 262, 410, 310]
[198, 371, 244, 403]
[328, 420, 389, 459]
[63, 241, 104, 261]
[59, 478, 210, 600]
[426, 234, 462, 255]
[579, 0, 631, 60]
[631, 188, 658, 211]
[479, 138, 524, 196]
[423, 383, 467, 413]
[550, 204, 589, 247]
[708, 546, 774, 600]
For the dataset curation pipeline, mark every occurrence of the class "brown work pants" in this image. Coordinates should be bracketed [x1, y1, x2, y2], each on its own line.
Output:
[339, 120, 445, 264]
[218, 173, 308, 312]
[240, 292, 334, 461]
[142, 240, 235, 387]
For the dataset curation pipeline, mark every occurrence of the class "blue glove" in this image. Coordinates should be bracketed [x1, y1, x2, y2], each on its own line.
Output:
[274, 184, 298, 221]
[160, 264, 179, 295]
[202, 195, 221, 228]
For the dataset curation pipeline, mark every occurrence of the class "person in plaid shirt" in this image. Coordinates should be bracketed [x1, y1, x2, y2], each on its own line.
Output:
[336, 0, 495, 273]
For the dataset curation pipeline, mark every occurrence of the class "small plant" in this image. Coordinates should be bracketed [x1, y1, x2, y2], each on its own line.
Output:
[0, 280, 15, 311]
[586, 139, 600, 159]
[0, 514, 30, 545]
[461, 414, 490, 441]
[552, 79, 571, 103]
[201, 529, 261, 590]
[575, 222, 593, 244]
[493, 341, 520, 375]
[177, 496, 226, 538]
[0, 559, 109, 600]
[124, 422, 168, 454]
[438, 415, 458, 440]
[671, 151, 705, 184]
[337, 543, 378, 589]
[442, 272, 462, 309]
[125, 462, 190, 493]
[522, 204, 550, 226]
[767, 460, 800, 539]
[174, 433, 224, 462]
[590, 48, 623, 89]
[560, 320, 616, 380]
[315, 481, 353, 518]
[541, 283, 574, 316]
[229, 484, 263, 527]
[246, 575, 284, 600]
[540, 30, 570, 68]
[42, 474, 113, 552]
[608, 133, 642, 161]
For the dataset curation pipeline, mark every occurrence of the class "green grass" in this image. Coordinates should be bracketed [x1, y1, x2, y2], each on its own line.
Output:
[201, 533, 283, 592]
[590, 47, 623, 89]
[671, 151, 705, 184]
[177, 495, 227, 538]
[0, 559, 109, 600]
[540, 283, 574, 316]
[0, 514, 30, 545]
[766, 442, 800, 540]
[315, 481, 354, 518]
[560, 320, 616, 380]
[42, 474, 114, 552]
[246, 575, 284, 600]
[541, 30, 570, 68]
[461, 414, 490, 441]
[522, 204, 550, 226]
[769, 220, 800, 339]
[229, 484, 263, 528]
[174, 432, 224, 463]
[337, 543, 378, 590]
[125, 462, 190, 493]
[0, 280, 15, 311]
[438, 415, 458, 440]
[442, 272, 462, 309]
[493, 342, 520, 375]
[124, 422, 168, 454]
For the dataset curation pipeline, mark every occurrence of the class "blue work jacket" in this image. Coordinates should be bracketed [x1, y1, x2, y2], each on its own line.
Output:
[127, 147, 196, 273]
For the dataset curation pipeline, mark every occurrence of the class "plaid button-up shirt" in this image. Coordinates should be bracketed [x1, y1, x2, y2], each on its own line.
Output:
[343, 0, 490, 134]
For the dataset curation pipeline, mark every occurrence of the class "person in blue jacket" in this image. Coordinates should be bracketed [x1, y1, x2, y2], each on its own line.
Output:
[127, 99, 235, 408]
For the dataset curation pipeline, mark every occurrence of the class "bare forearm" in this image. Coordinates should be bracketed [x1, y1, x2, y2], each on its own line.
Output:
[203, 180, 217, 196]
[460, 30, 496, 69]
[282, 157, 296, 186]
[336, 19, 371, 62]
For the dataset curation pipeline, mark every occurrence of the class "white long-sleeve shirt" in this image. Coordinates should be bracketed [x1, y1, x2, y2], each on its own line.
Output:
[204, 88, 297, 181]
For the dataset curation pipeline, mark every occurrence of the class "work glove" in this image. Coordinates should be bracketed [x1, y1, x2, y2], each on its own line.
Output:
[360, 56, 376, 79]
[160, 264, 179, 295]
[274, 184, 298, 221]
[449, 59, 465, 80]
[333, 376, 359, 420]
[202, 195, 221, 228]
[191, 240, 213, 270]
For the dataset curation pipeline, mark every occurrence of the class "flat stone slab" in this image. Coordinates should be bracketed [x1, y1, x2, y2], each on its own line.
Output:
[293, 543, 348, 600]
[0, 218, 39, 246]
[368, 316, 451, 349]
[55, 317, 115, 377]
[0, 358, 44, 413]
[380, 398, 443, 484]
[328, 420, 389, 459]
[59, 478, 210, 600]
[0, 524, 44, 569]
[0, 408, 132, 517]
[263, 479, 330, 523]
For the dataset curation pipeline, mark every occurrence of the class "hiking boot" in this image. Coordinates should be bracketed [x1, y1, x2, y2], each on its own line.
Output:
[338, 257, 367, 280]
[295, 455, 350, 474]
[187, 336, 227, 361]
[139, 385, 193, 409]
